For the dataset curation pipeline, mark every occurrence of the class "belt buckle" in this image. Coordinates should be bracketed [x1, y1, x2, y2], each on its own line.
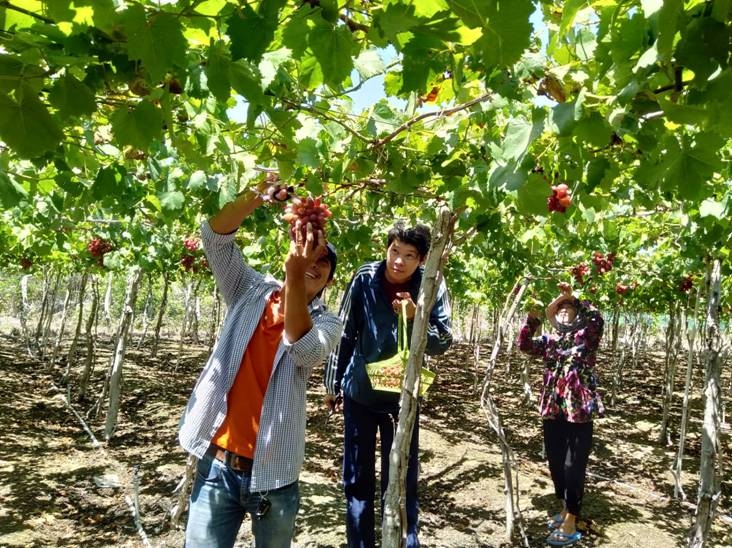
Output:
[226, 451, 250, 472]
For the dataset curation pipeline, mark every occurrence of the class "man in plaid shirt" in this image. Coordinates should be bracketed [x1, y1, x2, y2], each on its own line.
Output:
[179, 180, 343, 548]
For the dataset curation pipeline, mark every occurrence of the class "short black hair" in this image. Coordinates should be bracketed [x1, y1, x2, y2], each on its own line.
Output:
[387, 222, 431, 259]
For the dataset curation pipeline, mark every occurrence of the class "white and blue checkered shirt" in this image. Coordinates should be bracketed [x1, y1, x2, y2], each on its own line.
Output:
[178, 221, 343, 492]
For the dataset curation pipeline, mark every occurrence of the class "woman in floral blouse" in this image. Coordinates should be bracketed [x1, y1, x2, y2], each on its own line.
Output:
[518, 283, 604, 547]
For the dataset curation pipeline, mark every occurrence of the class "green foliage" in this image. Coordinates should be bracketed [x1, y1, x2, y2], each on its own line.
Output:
[0, 0, 728, 314]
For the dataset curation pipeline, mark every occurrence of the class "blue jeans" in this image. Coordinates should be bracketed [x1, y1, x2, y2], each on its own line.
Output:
[342, 396, 420, 548]
[185, 453, 300, 548]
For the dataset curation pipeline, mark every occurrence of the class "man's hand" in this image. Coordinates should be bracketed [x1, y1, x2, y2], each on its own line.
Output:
[324, 393, 342, 413]
[284, 221, 325, 280]
[557, 281, 573, 298]
[392, 291, 417, 319]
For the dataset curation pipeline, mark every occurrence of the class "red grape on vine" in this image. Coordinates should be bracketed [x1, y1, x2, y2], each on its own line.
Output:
[183, 237, 200, 252]
[591, 251, 615, 275]
[678, 275, 693, 294]
[615, 283, 629, 295]
[87, 237, 113, 267]
[548, 183, 572, 213]
[283, 196, 332, 244]
[570, 263, 590, 284]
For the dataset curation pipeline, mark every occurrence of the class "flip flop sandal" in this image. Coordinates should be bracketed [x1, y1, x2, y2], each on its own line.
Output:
[546, 529, 582, 546]
[547, 513, 563, 529]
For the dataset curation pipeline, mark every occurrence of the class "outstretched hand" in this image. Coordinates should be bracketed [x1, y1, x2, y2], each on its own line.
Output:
[284, 220, 326, 280]
[557, 281, 573, 298]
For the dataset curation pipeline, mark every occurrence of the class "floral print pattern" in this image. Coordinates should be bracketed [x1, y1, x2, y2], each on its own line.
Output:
[518, 302, 604, 423]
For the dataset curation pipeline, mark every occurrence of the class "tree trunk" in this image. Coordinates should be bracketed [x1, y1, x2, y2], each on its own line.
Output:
[66, 272, 89, 374]
[478, 277, 530, 547]
[610, 306, 620, 355]
[673, 288, 702, 499]
[151, 272, 170, 358]
[19, 274, 33, 356]
[688, 260, 723, 547]
[191, 279, 202, 345]
[659, 304, 679, 444]
[34, 268, 52, 346]
[103, 270, 114, 331]
[39, 269, 63, 359]
[169, 454, 197, 525]
[48, 282, 72, 369]
[468, 303, 481, 345]
[136, 276, 154, 350]
[78, 275, 100, 398]
[104, 266, 143, 440]
[382, 208, 454, 548]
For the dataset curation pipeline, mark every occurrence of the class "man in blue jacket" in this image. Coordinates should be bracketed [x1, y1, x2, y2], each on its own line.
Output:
[325, 222, 453, 548]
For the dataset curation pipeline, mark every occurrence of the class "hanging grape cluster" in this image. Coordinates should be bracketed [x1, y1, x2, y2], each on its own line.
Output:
[87, 237, 113, 267]
[180, 237, 208, 273]
[591, 251, 615, 275]
[678, 275, 693, 294]
[283, 196, 332, 245]
[570, 263, 591, 284]
[547, 183, 572, 213]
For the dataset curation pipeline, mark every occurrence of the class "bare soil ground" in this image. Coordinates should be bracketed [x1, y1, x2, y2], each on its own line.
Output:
[0, 333, 730, 547]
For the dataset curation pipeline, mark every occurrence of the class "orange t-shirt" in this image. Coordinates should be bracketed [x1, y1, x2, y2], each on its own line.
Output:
[211, 292, 284, 458]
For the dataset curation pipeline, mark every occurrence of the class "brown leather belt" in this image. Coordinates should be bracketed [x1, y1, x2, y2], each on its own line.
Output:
[208, 445, 254, 473]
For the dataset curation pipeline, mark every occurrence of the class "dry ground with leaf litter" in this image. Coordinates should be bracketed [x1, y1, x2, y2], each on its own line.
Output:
[0, 331, 730, 547]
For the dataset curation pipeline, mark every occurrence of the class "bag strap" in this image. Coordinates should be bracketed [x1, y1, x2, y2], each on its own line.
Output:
[397, 300, 408, 354]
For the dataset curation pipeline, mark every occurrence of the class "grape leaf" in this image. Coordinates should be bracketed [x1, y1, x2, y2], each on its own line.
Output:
[309, 23, 354, 88]
[516, 173, 551, 215]
[48, 72, 97, 119]
[0, 171, 28, 208]
[475, 0, 533, 68]
[227, 3, 278, 62]
[699, 198, 727, 219]
[124, 5, 188, 81]
[111, 100, 163, 149]
[206, 41, 232, 102]
[91, 165, 126, 201]
[0, 85, 63, 159]
[230, 60, 266, 105]
[159, 190, 185, 211]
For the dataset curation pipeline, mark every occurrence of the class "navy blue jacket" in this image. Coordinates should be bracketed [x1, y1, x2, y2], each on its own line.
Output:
[325, 260, 453, 410]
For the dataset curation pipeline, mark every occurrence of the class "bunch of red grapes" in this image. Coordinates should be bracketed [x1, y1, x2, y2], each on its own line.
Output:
[679, 275, 693, 294]
[547, 183, 572, 213]
[570, 263, 590, 284]
[19, 257, 33, 270]
[87, 237, 113, 267]
[615, 282, 629, 295]
[591, 251, 615, 275]
[180, 237, 207, 273]
[183, 237, 200, 253]
[283, 196, 332, 244]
